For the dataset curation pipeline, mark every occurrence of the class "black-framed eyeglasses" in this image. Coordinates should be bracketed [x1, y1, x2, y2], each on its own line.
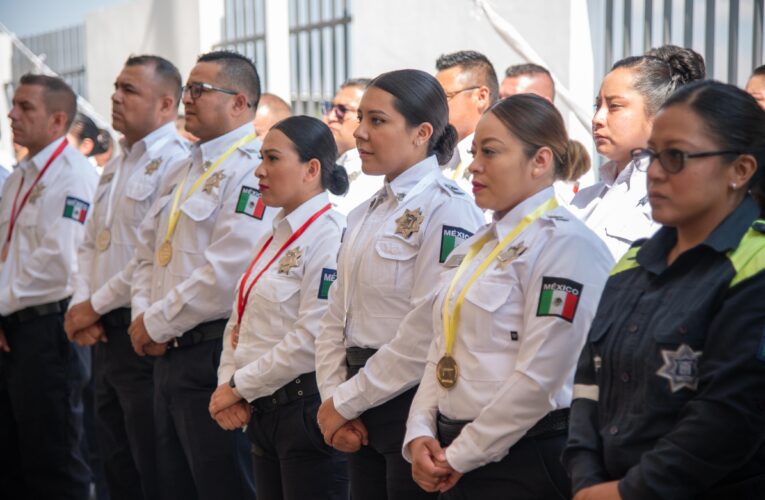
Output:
[182, 82, 253, 107]
[445, 86, 480, 101]
[631, 147, 743, 174]
[321, 101, 357, 122]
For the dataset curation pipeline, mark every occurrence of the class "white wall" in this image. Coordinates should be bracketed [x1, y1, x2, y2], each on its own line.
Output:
[84, 0, 225, 119]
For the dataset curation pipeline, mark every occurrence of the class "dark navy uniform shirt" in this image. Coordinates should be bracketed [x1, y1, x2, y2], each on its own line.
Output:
[563, 196, 765, 499]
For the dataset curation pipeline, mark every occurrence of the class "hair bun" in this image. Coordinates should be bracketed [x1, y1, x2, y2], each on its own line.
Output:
[433, 124, 458, 165]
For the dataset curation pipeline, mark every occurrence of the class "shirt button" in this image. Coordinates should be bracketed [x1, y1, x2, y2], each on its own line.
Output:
[620, 372, 630, 382]
[627, 323, 638, 333]
[609, 425, 619, 435]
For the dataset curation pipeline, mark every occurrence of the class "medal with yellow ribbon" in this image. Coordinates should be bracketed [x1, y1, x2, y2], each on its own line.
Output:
[157, 133, 256, 266]
[438, 197, 558, 389]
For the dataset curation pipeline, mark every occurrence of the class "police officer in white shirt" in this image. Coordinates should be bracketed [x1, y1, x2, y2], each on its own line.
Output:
[403, 94, 613, 499]
[209, 116, 349, 500]
[128, 50, 273, 500]
[64, 55, 188, 500]
[316, 69, 485, 500]
[323, 78, 382, 215]
[0, 74, 98, 498]
[435, 51, 499, 195]
[570, 46, 704, 260]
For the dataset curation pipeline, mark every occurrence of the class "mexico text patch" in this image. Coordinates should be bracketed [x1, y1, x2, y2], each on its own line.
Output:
[318, 268, 337, 300]
[63, 196, 89, 224]
[537, 277, 583, 322]
[440, 225, 473, 263]
[235, 186, 266, 219]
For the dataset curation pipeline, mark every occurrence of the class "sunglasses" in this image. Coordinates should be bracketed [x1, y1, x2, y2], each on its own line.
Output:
[321, 102, 357, 121]
[631, 147, 743, 174]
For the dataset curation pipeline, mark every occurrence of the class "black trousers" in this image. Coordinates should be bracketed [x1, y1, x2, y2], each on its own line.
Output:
[0, 312, 91, 499]
[154, 339, 256, 500]
[348, 386, 437, 500]
[94, 311, 157, 500]
[246, 392, 348, 500]
[437, 429, 571, 500]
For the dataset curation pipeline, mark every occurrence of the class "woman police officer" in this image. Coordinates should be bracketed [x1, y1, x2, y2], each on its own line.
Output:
[403, 94, 613, 499]
[570, 46, 704, 260]
[315, 69, 485, 500]
[564, 81, 765, 499]
[208, 116, 349, 499]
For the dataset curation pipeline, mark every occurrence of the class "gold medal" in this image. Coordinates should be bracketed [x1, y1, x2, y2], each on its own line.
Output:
[436, 354, 459, 389]
[157, 240, 173, 266]
[231, 323, 240, 349]
[96, 229, 112, 251]
[1, 242, 8, 263]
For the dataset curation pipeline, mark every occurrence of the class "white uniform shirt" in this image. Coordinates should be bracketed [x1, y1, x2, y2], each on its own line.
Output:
[329, 148, 383, 216]
[0, 137, 98, 315]
[217, 192, 345, 401]
[316, 155, 485, 420]
[570, 157, 658, 260]
[70, 122, 188, 314]
[403, 186, 614, 473]
[131, 123, 275, 343]
[442, 133, 474, 195]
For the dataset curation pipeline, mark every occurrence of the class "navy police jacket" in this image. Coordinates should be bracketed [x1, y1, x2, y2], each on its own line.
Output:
[563, 196, 765, 499]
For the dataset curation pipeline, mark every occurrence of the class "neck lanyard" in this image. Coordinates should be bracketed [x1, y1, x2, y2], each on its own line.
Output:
[2, 138, 68, 260]
[231, 202, 332, 349]
[436, 197, 558, 389]
[341, 168, 437, 319]
[451, 160, 466, 181]
[157, 133, 255, 266]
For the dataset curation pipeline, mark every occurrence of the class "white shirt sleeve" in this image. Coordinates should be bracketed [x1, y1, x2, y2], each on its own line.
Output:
[69, 188, 99, 307]
[402, 336, 442, 462]
[232, 226, 343, 401]
[330, 198, 484, 420]
[443, 230, 613, 473]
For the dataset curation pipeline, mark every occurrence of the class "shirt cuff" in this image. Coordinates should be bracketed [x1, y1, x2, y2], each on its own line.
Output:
[444, 431, 488, 474]
[401, 415, 437, 463]
[143, 302, 181, 344]
[332, 377, 366, 420]
[90, 284, 123, 315]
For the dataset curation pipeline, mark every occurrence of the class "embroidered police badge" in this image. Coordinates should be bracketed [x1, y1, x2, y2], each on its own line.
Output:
[656, 344, 703, 392]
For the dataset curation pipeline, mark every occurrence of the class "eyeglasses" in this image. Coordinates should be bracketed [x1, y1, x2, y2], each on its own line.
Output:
[445, 86, 480, 101]
[321, 101, 357, 121]
[182, 82, 253, 107]
[631, 147, 743, 174]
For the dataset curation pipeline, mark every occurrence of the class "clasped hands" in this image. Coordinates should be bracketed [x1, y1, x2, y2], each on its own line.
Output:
[316, 397, 369, 453]
[408, 436, 462, 493]
[127, 312, 167, 356]
[64, 300, 106, 346]
[208, 382, 251, 431]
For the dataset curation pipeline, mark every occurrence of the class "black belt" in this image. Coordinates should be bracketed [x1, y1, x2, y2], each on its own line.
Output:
[100, 307, 132, 329]
[345, 347, 378, 378]
[437, 408, 570, 447]
[169, 319, 228, 349]
[250, 372, 319, 413]
[1, 298, 70, 328]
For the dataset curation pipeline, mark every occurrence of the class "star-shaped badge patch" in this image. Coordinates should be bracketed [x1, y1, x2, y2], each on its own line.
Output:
[656, 344, 703, 392]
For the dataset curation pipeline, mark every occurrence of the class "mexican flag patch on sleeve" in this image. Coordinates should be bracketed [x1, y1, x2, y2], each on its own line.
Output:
[318, 268, 337, 300]
[537, 277, 583, 322]
[235, 186, 266, 220]
[439, 225, 473, 263]
[63, 196, 89, 224]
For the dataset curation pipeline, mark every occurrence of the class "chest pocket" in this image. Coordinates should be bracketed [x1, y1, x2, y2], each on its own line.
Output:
[124, 175, 159, 225]
[462, 279, 516, 351]
[371, 235, 419, 291]
[252, 275, 302, 332]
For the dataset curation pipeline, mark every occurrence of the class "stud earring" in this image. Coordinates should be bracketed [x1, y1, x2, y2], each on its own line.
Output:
[731, 183, 737, 189]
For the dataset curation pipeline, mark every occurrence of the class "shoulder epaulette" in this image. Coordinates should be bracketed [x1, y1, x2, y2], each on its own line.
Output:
[728, 220, 765, 288]
[609, 240, 645, 276]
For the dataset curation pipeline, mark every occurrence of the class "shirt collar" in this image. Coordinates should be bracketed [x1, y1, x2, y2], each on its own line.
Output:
[191, 122, 256, 168]
[272, 191, 331, 235]
[494, 186, 555, 240]
[23, 136, 67, 173]
[638, 195, 760, 274]
[338, 148, 361, 173]
[598, 156, 647, 187]
[457, 133, 474, 163]
[385, 155, 439, 200]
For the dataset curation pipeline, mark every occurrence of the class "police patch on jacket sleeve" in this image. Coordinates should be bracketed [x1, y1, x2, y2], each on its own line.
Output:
[318, 268, 337, 300]
[63, 196, 90, 224]
[440, 225, 472, 263]
[537, 277, 583, 322]
[235, 186, 266, 219]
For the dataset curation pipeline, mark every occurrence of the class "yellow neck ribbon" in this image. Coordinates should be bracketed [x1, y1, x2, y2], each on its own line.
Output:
[451, 160, 465, 181]
[163, 133, 256, 244]
[441, 197, 558, 356]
